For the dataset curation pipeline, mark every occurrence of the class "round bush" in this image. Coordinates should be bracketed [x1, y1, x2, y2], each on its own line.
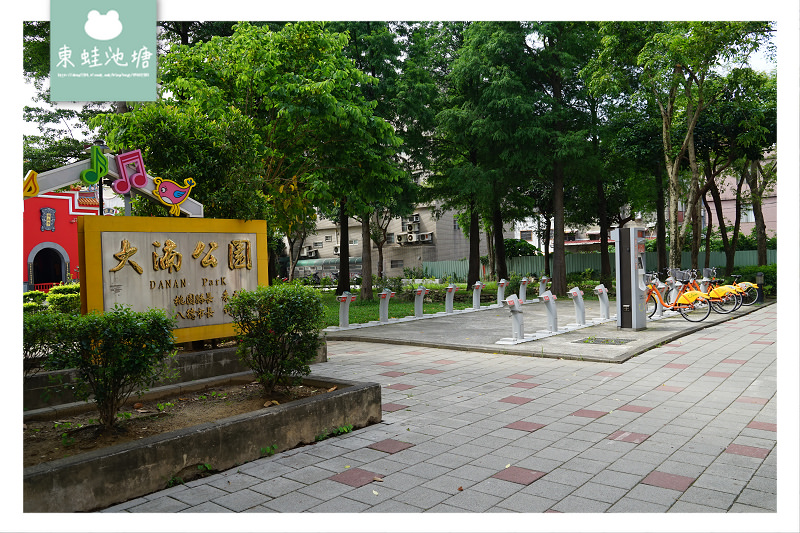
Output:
[225, 284, 324, 394]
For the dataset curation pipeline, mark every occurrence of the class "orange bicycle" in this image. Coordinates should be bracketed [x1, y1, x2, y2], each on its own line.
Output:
[689, 269, 742, 314]
[645, 272, 712, 322]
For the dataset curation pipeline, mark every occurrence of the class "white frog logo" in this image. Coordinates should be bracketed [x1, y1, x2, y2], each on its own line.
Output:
[84, 10, 123, 41]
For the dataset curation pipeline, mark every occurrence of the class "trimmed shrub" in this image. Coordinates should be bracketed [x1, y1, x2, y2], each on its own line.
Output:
[23, 311, 73, 380]
[45, 292, 81, 314]
[47, 282, 80, 295]
[226, 284, 324, 394]
[23, 290, 47, 305]
[23, 302, 43, 314]
[45, 305, 177, 429]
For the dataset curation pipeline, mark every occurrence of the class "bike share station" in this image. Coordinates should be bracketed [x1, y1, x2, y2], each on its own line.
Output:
[611, 226, 648, 331]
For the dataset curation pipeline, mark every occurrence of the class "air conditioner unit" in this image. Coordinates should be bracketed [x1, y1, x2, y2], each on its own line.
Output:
[306, 249, 318, 258]
[411, 213, 420, 222]
[419, 232, 433, 242]
[333, 246, 340, 255]
[405, 223, 414, 232]
[396, 233, 406, 244]
[406, 233, 417, 243]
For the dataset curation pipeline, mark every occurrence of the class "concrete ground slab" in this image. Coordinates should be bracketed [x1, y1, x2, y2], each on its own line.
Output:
[324, 299, 771, 363]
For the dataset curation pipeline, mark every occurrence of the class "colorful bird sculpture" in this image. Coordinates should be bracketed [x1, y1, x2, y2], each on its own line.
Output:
[152, 177, 196, 216]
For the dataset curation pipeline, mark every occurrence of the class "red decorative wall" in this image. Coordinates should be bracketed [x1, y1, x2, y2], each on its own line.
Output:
[23, 191, 99, 289]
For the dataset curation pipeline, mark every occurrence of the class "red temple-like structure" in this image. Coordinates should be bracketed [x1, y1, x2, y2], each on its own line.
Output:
[23, 189, 100, 292]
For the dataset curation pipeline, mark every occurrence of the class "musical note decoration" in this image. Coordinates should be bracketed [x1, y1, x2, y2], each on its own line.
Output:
[80, 146, 109, 186]
[112, 150, 149, 194]
[153, 177, 196, 216]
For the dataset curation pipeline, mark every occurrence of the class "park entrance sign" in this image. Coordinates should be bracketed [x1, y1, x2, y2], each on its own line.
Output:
[79, 216, 268, 343]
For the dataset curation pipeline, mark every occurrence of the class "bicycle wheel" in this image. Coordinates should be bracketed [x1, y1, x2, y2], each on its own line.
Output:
[732, 291, 743, 310]
[740, 285, 759, 306]
[679, 297, 712, 322]
[646, 292, 658, 318]
[710, 292, 737, 314]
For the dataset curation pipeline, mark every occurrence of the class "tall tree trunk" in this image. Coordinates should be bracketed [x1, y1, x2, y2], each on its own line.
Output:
[654, 165, 668, 274]
[551, 162, 567, 296]
[745, 160, 768, 266]
[543, 216, 551, 277]
[492, 202, 508, 281]
[596, 176, 612, 287]
[467, 199, 481, 287]
[690, 196, 701, 270]
[286, 234, 306, 282]
[683, 86, 702, 271]
[703, 194, 713, 269]
[336, 200, 351, 295]
[360, 219, 373, 301]
[485, 227, 496, 280]
[376, 243, 385, 279]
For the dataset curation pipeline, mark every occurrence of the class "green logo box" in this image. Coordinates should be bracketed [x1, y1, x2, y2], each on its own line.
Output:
[50, 0, 156, 102]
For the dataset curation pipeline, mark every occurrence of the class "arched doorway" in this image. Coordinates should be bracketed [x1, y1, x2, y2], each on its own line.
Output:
[32, 247, 65, 288]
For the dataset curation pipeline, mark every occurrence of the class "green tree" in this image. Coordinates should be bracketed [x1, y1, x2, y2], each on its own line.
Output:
[590, 21, 774, 268]
[94, 22, 403, 276]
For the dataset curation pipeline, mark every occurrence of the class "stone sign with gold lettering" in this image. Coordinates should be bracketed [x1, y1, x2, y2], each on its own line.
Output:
[79, 216, 268, 343]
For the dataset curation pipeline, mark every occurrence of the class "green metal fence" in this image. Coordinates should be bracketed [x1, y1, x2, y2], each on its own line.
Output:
[423, 249, 776, 279]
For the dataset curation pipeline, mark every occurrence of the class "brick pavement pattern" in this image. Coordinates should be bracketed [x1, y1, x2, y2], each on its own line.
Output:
[104, 307, 777, 514]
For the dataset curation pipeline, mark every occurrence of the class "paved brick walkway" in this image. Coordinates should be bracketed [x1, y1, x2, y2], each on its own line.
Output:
[103, 306, 783, 523]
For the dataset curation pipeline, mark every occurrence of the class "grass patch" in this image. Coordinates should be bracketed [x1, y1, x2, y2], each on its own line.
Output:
[319, 290, 475, 327]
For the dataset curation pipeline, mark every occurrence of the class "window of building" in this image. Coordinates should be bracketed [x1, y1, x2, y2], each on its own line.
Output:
[386, 233, 395, 244]
[348, 238, 358, 246]
[324, 235, 333, 242]
[313, 241, 323, 248]
[390, 259, 403, 269]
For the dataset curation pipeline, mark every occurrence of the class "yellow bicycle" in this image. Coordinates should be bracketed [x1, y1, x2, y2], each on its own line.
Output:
[645, 272, 712, 322]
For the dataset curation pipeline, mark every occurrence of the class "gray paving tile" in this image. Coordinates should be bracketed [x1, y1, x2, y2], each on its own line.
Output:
[441, 488, 504, 512]
[590, 469, 644, 490]
[342, 484, 401, 505]
[282, 464, 339, 484]
[297, 478, 357, 500]
[550, 494, 612, 513]
[170, 484, 230, 506]
[422, 474, 477, 495]
[424, 502, 472, 512]
[180, 501, 234, 513]
[249, 476, 305, 498]
[364, 499, 426, 512]
[212, 488, 271, 512]
[520, 479, 576, 501]
[607, 497, 671, 512]
[667, 500, 727, 513]
[447, 463, 498, 482]
[625, 484, 683, 506]
[735, 488, 777, 511]
[127, 496, 190, 513]
[307, 495, 371, 513]
[496, 492, 558, 513]
[394, 486, 452, 509]
[677, 486, 737, 510]
[262, 492, 324, 512]
[470, 477, 526, 499]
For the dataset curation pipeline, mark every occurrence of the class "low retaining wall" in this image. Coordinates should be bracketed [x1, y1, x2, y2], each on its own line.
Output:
[24, 342, 327, 411]
[23, 374, 380, 513]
